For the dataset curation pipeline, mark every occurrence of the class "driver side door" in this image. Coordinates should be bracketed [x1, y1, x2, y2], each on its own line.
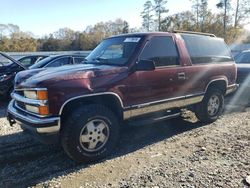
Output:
[124, 36, 185, 107]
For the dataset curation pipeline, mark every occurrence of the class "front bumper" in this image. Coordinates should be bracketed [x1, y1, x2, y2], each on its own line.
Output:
[7, 99, 60, 134]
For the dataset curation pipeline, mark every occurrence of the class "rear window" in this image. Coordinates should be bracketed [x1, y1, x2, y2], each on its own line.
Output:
[181, 34, 233, 64]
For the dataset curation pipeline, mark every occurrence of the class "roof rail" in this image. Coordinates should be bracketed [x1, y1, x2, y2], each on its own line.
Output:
[173, 30, 216, 37]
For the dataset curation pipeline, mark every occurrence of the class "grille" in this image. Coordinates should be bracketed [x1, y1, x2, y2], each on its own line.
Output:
[15, 101, 26, 111]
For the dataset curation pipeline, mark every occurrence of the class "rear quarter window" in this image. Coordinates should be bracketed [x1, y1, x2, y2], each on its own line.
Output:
[181, 34, 233, 64]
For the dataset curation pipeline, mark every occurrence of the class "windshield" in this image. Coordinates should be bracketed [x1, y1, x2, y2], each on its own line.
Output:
[85, 36, 142, 66]
[235, 52, 250, 64]
[29, 56, 54, 69]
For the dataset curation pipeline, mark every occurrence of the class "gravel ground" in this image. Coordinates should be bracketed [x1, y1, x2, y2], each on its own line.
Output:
[0, 93, 250, 188]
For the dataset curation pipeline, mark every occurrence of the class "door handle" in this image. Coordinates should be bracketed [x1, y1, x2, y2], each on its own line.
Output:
[178, 72, 186, 80]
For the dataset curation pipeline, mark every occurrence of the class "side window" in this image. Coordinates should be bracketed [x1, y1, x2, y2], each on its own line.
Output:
[19, 57, 33, 67]
[45, 57, 70, 68]
[140, 36, 179, 67]
[181, 34, 233, 64]
[74, 57, 85, 64]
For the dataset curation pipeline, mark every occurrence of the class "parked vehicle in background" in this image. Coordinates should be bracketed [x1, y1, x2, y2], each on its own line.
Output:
[235, 50, 250, 84]
[0, 52, 27, 99]
[7, 31, 237, 163]
[0, 53, 86, 100]
[29, 54, 86, 69]
[18, 55, 48, 67]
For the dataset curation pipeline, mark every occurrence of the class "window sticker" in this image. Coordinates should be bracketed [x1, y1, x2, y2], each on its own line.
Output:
[124, 37, 141, 43]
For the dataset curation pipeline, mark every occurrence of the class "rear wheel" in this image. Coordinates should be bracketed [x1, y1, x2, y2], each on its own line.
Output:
[195, 88, 224, 123]
[61, 104, 120, 163]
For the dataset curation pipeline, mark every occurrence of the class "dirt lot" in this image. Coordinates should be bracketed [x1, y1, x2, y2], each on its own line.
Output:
[0, 94, 250, 188]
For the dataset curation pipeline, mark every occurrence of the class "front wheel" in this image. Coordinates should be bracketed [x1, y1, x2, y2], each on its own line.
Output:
[61, 104, 120, 163]
[195, 88, 224, 123]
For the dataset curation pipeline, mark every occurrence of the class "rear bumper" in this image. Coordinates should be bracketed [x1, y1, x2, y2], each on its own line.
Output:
[7, 100, 60, 134]
[226, 84, 239, 95]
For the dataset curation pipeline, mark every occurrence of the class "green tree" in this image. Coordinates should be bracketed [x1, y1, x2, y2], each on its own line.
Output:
[141, 1, 154, 31]
[154, 0, 169, 31]
[122, 21, 129, 33]
[216, 0, 232, 40]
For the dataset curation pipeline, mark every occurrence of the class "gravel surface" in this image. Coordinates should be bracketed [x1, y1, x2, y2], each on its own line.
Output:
[0, 94, 250, 188]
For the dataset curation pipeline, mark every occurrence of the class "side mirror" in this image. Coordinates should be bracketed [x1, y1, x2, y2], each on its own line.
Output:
[136, 59, 155, 71]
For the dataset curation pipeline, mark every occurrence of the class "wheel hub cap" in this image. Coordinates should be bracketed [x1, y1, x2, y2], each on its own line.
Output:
[79, 119, 109, 152]
[207, 95, 220, 116]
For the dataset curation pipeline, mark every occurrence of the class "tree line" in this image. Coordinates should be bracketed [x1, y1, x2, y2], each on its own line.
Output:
[1, 0, 250, 52]
[141, 0, 250, 43]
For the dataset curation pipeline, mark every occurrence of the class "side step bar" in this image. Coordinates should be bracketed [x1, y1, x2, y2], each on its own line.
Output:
[128, 112, 181, 127]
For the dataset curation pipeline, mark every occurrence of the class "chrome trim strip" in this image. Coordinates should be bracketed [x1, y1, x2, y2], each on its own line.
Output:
[15, 88, 48, 91]
[123, 95, 204, 120]
[124, 95, 185, 110]
[59, 92, 125, 115]
[11, 93, 48, 106]
[125, 92, 204, 110]
[37, 125, 60, 134]
[14, 101, 49, 118]
[8, 100, 60, 126]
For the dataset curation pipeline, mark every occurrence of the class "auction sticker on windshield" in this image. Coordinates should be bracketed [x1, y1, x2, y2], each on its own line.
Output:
[124, 37, 141, 42]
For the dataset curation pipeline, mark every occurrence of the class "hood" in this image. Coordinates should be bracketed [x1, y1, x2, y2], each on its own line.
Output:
[0, 52, 27, 70]
[15, 64, 128, 88]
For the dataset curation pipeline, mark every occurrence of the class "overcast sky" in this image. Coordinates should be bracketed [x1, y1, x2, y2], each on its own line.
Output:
[1, 0, 248, 37]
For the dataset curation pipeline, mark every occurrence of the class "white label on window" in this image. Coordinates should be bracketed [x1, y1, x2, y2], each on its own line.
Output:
[124, 37, 141, 43]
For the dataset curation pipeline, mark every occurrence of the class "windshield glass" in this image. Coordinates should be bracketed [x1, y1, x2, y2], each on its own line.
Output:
[29, 56, 54, 69]
[85, 36, 142, 66]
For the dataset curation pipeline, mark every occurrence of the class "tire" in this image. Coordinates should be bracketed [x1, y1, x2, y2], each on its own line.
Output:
[61, 104, 120, 163]
[195, 88, 224, 123]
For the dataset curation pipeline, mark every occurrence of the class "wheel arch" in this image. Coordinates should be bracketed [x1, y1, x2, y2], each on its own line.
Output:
[60, 92, 124, 123]
[205, 78, 228, 95]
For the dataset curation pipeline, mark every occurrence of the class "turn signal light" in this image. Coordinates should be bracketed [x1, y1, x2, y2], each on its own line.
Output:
[39, 106, 50, 115]
[37, 90, 48, 100]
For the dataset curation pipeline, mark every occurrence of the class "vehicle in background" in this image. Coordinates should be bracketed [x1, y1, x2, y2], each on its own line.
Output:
[29, 54, 86, 69]
[18, 55, 48, 67]
[7, 31, 237, 163]
[0, 53, 86, 99]
[235, 50, 250, 84]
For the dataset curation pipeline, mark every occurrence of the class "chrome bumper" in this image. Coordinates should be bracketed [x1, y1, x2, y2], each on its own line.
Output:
[7, 100, 60, 134]
[226, 84, 239, 95]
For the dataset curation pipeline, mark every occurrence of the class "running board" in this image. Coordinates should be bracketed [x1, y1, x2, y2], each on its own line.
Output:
[127, 112, 181, 127]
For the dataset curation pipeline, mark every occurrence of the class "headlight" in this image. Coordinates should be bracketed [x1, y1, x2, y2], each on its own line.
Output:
[24, 90, 48, 100]
[25, 105, 49, 116]
[25, 105, 39, 114]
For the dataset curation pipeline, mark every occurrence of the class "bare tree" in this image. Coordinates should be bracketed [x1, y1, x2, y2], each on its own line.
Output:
[190, 0, 208, 31]
[234, 0, 250, 29]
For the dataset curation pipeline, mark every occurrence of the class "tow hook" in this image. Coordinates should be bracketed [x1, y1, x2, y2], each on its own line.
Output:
[7, 113, 16, 127]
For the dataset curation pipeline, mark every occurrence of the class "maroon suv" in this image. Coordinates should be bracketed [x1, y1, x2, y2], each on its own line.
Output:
[7, 31, 237, 162]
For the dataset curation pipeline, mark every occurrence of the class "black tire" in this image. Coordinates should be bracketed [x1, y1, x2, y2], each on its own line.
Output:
[61, 104, 120, 163]
[195, 88, 224, 123]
